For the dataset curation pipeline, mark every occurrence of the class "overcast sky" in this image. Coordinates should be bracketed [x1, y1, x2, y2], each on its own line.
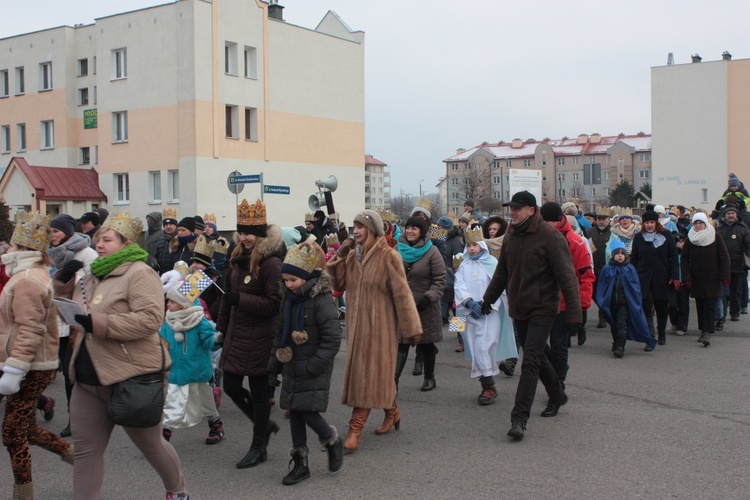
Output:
[2, 1, 748, 197]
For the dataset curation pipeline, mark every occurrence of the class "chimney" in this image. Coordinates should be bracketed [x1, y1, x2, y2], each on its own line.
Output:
[691, 54, 702, 63]
[667, 52, 674, 65]
[577, 134, 588, 145]
[511, 138, 523, 148]
[722, 51, 732, 61]
[590, 133, 602, 144]
[456, 148, 465, 155]
[268, 0, 284, 21]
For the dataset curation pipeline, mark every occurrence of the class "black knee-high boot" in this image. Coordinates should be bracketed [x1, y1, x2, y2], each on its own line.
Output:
[395, 347, 409, 391]
[421, 344, 436, 392]
[412, 347, 423, 376]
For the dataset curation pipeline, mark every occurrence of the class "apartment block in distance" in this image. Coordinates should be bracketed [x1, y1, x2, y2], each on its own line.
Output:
[652, 52, 750, 207]
[364, 154, 391, 210]
[0, 0, 365, 227]
[443, 133, 652, 216]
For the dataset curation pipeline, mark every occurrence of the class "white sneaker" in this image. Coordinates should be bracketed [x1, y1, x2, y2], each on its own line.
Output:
[676, 330, 686, 336]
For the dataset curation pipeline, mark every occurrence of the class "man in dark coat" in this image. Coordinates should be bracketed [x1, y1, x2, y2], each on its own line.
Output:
[716, 204, 750, 321]
[78, 212, 101, 249]
[591, 208, 612, 328]
[314, 210, 338, 251]
[144, 211, 163, 267]
[481, 191, 582, 441]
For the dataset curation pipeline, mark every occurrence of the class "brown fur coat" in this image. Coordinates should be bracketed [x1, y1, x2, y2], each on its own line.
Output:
[327, 236, 421, 409]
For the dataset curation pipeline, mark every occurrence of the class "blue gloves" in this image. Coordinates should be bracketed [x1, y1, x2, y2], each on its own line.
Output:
[466, 300, 483, 319]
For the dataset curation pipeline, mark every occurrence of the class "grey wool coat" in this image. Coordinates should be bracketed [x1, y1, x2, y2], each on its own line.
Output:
[268, 272, 341, 412]
[398, 233, 446, 344]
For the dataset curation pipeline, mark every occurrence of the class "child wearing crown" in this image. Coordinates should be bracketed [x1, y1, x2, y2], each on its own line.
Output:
[268, 244, 343, 485]
[161, 272, 225, 445]
[454, 225, 517, 405]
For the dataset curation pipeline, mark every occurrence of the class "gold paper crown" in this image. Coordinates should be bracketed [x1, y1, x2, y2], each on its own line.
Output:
[376, 208, 397, 223]
[305, 213, 316, 222]
[458, 212, 472, 223]
[565, 198, 580, 207]
[101, 211, 142, 242]
[203, 212, 217, 225]
[238, 199, 266, 226]
[11, 212, 51, 251]
[193, 234, 216, 259]
[415, 197, 434, 212]
[448, 212, 458, 223]
[452, 254, 464, 269]
[283, 244, 319, 275]
[464, 226, 484, 245]
[163, 207, 178, 222]
[324, 233, 339, 247]
[595, 206, 613, 217]
[429, 223, 448, 241]
[213, 235, 229, 255]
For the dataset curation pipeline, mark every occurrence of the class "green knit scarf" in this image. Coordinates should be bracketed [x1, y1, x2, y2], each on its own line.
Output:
[90, 244, 149, 278]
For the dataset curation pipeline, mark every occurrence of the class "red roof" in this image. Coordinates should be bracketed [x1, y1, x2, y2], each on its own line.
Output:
[365, 154, 387, 166]
[6, 157, 107, 201]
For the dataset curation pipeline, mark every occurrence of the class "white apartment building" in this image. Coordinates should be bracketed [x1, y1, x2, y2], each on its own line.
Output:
[0, 0, 365, 228]
[652, 52, 750, 207]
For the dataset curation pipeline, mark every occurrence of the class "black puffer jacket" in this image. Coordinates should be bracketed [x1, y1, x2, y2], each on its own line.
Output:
[268, 272, 341, 412]
[716, 220, 750, 273]
[217, 225, 284, 377]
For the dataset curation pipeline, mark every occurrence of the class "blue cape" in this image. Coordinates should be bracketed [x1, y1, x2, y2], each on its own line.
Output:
[594, 262, 657, 347]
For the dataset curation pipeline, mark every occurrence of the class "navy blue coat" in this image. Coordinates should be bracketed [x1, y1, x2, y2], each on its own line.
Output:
[630, 230, 679, 301]
[595, 261, 656, 347]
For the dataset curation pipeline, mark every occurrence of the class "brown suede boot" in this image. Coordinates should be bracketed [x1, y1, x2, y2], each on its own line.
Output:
[343, 407, 370, 452]
[374, 399, 400, 435]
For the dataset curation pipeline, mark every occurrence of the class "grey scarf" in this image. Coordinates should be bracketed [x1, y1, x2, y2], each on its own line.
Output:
[48, 232, 92, 268]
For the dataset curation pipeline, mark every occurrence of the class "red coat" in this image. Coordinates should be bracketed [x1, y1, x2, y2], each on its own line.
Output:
[554, 217, 595, 311]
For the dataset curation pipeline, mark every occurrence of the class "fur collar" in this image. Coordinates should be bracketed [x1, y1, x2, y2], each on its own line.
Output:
[255, 224, 284, 261]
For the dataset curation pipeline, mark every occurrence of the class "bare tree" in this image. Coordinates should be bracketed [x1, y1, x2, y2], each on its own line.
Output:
[390, 191, 415, 223]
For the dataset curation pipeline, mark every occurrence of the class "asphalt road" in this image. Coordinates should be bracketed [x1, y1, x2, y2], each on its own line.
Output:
[2, 306, 749, 499]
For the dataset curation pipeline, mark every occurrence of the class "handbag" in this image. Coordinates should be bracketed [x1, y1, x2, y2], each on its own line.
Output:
[107, 342, 166, 428]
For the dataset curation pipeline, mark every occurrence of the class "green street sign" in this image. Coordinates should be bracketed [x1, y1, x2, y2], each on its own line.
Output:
[83, 109, 97, 129]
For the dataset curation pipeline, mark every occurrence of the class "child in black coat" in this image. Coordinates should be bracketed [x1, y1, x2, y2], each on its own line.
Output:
[269, 244, 342, 485]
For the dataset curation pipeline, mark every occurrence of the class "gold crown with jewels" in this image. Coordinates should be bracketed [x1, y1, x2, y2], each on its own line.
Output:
[11, 212, 51, 251]
[464, 226, 484, 245]
[102, 211, 142, 242]
[415, 197, 433, 212]
[283, 244, 319, 275]
[163, 207, 178, 222]
[238, 199, 266, 226]
[324, 233, 339, 247]
[304, 213, 316, 222]
[203, 212, 217, 225]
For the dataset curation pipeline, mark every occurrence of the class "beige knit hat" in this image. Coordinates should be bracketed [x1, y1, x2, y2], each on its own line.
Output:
[353, 210, 384, 237]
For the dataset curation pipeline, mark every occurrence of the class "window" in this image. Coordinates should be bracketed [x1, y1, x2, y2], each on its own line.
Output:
[603, 188, 611, 196]
[465, 163, 471, 170]
[639, 153, 649, 162]
[590, 188, 596, 196]
[225, 105, 238, 138]
[78, 88, 89, 106]
[168, 170, 179, 202]
[112, 48, 127, 79]
[93, 86, 97, 105]
[78, 58, 88, 77]
[244, 46, 257, 79]
[16, 124, 26, 151]
[225, 42, 238, 76]
[492, 176, 501, 184]
[557, 157, 565, 166]
[451, 192, 459, 200]
[523, 159, 531, 167]
[39, 62, 52, 90]
[0, 70, 8, 97]
[149, 171, 161, 202]
[558, 173, 565, 182]
[451, 164, 458, 170]
[493, 191, 502, 199]
[113, 111, 128, 143]
[618, 158, 623, 166]
[506, 160, 511, 168]
[94, 145, 98, 164]
[92, 56, 97, 75]
[558, 189, 566, 197]
[639, 170, 649, 178]
[451, 177, 459, 185]
[115, 173, 130, 203]
[244, 107, 257, 141]
[571, 189, 578, 197]
[79, 147, 90, 164]
[40, 120, 54, 149]
[702, 188, 708, 203]
[572, 157, 579, 165]
[605, 155, 610, 164]
[1, 125, 9, 153]
[15, 67, 24, 94]
[603, 171, 611, 180]
[572, 172, 579, 181]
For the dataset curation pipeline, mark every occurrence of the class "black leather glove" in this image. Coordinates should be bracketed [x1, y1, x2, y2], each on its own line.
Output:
[56, 260, 84, 283]
[416, 297, 430, 312]
[480, 300, 493, 315]
[567, 323, 583, 337]
[223, 292, 240, 307]
[74, 314, 93, 333]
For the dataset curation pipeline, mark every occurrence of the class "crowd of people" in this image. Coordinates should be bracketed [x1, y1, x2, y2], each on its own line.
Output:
[1, 171, 749, 498]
